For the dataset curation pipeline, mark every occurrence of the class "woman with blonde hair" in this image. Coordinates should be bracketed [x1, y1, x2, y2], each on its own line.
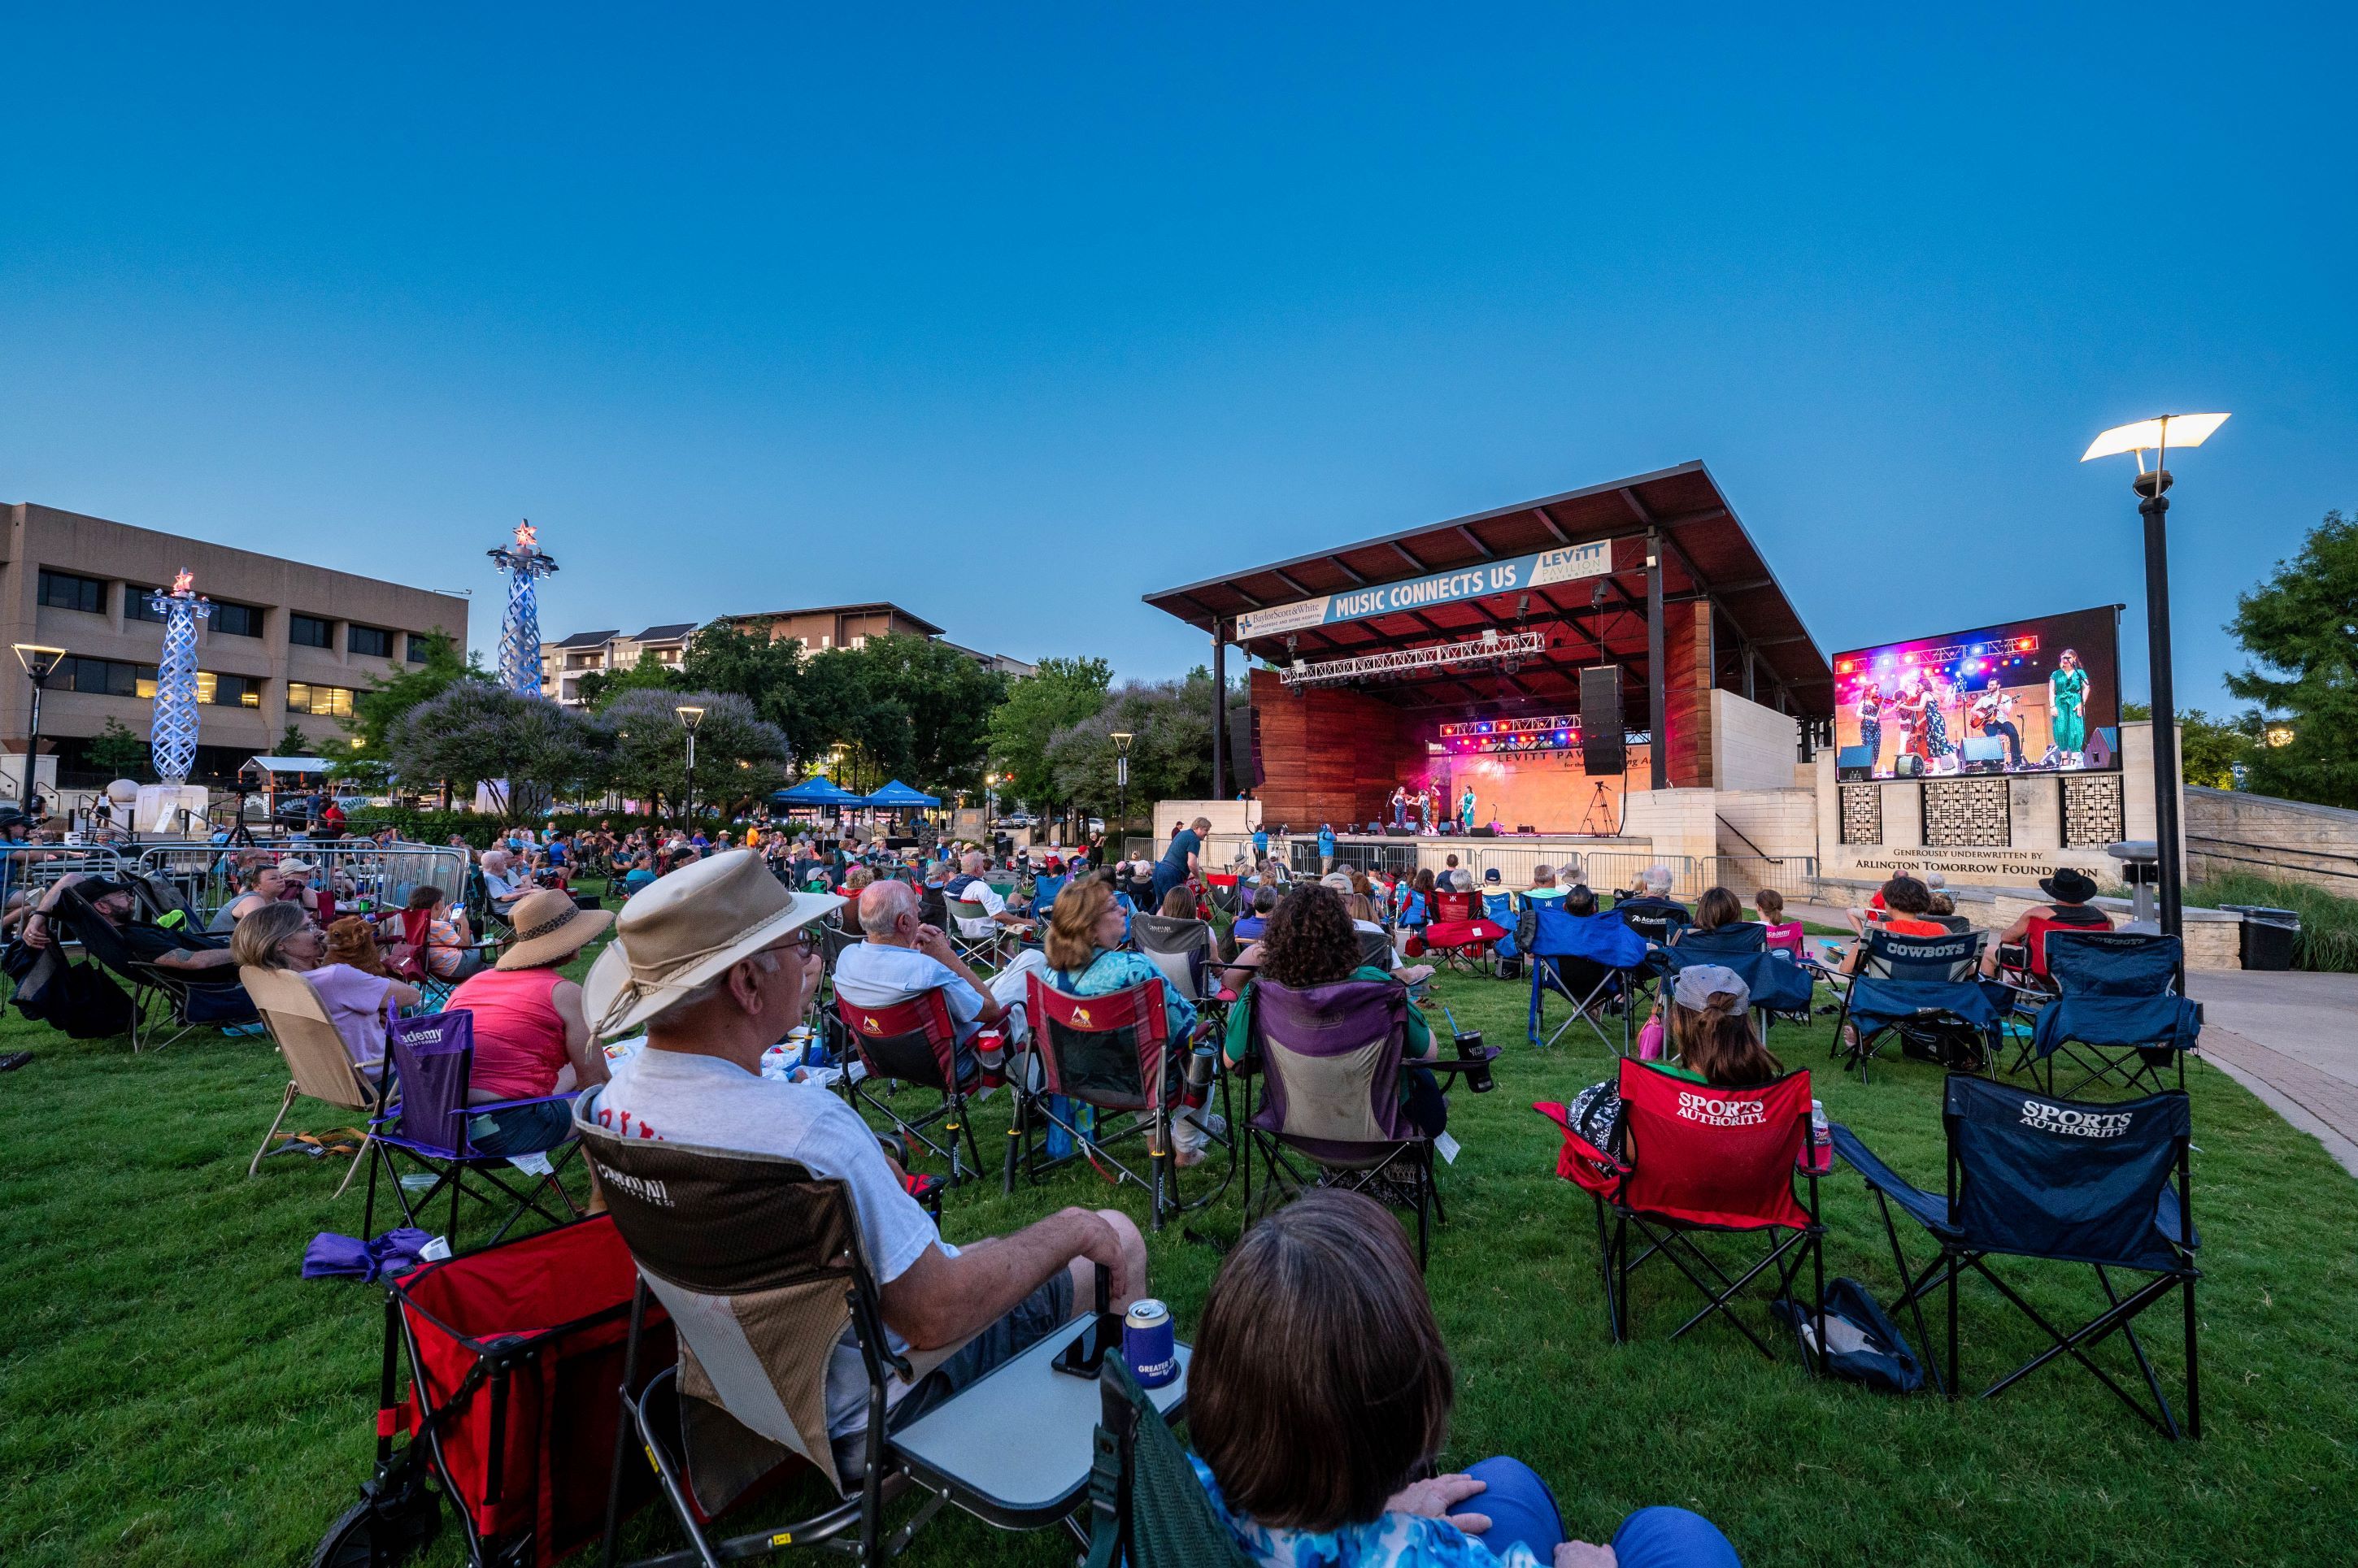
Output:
[1042, 875, 1219, 1163]
[235, 901, 419, 1071]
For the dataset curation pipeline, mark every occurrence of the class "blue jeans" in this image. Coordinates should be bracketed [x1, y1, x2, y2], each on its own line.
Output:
[466, 1097, 575, 1156]
[1464, 1457, 1741, 1567]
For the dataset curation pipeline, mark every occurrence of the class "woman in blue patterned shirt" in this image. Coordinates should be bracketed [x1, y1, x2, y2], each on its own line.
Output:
[1189, 1190, 1742, 1568]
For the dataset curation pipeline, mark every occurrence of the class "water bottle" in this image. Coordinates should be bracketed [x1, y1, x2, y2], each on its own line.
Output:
[1809, 1099, 1830, 1162]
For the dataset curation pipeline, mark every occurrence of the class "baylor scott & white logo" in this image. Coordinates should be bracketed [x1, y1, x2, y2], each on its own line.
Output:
[1678, 1091, 1765, 1128]
[2019, 1101, 2133, 1138]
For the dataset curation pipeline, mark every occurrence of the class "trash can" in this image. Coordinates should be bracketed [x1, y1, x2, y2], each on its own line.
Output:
[2221, 905, 2301, 971]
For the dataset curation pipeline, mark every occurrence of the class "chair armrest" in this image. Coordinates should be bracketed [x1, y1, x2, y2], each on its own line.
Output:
[1423, 1047, 1499, 1078]
[451, 1090, 580, 1120]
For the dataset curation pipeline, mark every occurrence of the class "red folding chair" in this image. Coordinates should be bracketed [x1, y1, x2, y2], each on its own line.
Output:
[1423, 889, 1507, 975]
[1020, 975, 1230, 1230]
[1536, 1060, 1826, 1364]
[835, 989, 1003, 1189]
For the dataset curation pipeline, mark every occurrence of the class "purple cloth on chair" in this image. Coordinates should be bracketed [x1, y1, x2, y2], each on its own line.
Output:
[385, 1008, 476, 1158]
[303, 1226, 437, 1281]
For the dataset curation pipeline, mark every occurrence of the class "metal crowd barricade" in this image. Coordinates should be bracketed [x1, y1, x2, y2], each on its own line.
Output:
[136, 840, 473, 929]
[7, 846, 131, 907]
[1699, 854, 1820, 901]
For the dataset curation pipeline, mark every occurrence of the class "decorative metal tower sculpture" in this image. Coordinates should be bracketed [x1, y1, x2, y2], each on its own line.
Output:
[488, 519, 559, 697]
[149, 569, 213, 785]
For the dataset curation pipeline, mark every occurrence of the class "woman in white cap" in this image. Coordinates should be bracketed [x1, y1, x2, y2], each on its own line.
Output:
[445, 888, 614, 1155]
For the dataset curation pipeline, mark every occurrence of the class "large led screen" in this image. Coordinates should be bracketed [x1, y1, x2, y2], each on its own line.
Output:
[1830, 606, 2122, 779]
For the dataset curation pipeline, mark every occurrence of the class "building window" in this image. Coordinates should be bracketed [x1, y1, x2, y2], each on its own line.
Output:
[289, 614, 334, 649]
[37, 569, 107, 615]
[124, 587, 172, 625]
[59, 656, 144, 697]
[406, 634, 432, 663]
[347, 624, 393, 658]
[286, 681, 355, 717]
[214, 602, 263, 638]
[197, 672, 263, 709]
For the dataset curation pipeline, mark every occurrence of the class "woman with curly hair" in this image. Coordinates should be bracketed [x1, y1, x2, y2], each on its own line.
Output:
[1223, 884, 1449, 1136]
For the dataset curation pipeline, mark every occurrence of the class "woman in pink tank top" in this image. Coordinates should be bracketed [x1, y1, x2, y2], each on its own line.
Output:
[446, 890, 613, 1156]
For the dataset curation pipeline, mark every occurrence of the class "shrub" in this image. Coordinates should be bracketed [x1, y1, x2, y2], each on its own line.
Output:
[2185, 871, 2358, 973]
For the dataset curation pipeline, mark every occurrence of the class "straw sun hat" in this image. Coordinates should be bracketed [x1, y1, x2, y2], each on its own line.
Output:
[495, 888, 616, 971]
[583, 849, 843, 1039]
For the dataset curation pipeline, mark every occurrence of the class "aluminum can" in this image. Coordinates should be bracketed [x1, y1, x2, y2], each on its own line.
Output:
[1123, 1299, 1179, 1388]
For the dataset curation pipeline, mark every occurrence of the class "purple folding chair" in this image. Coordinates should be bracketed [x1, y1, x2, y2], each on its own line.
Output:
[1243, 978, 1483, 1268]
[363, 1007, 582, 1251]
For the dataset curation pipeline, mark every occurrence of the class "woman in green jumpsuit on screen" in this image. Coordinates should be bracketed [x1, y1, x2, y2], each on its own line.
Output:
[2050, 647, 2088, 764]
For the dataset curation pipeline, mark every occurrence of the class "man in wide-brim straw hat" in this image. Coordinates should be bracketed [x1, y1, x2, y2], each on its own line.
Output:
[582, 850, 1150, 1479]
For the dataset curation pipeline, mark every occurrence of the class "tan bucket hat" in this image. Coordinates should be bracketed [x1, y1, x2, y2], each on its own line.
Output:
[583, 849, 843, 1039]
[495, 888, 616, 971]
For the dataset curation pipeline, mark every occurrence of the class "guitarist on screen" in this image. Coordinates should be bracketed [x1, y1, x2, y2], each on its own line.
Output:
[1970, 676, 2024, 768]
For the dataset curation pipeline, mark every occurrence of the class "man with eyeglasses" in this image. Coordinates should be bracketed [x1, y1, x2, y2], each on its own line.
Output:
[833, 878, 1047, 1083]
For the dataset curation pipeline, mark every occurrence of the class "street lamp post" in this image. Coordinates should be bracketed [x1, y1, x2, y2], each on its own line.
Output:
[11, 644, 66, 810]
[2082, 413, 2230, 942]
[676, 704, 705, 826]
[1111, 731, 1134, 858]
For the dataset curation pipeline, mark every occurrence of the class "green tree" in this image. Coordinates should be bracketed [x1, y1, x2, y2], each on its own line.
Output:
[594, 688, 789, 819]
[343, 630, 481, 754]
[2124, 701, 2254, 791]
[2224, 510, 2358, 807]
[577, 649, 685, 711]
[680, 620, 807, 741]
[88, 717, 150, 782]
[987, 656, 1110, 812]
[852, 634, 1008, 796]
[276, 722, 316, 757]
[1044, 671, 1219, 819]
[385, 681, 606, 824]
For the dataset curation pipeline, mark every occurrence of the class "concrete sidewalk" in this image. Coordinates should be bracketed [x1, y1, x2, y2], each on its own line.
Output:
[2186, 971, 2358, 1179]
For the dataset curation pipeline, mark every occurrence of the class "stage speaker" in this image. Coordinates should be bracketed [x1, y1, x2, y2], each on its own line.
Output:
[1579, 666, 1626, 775]
[1893, 753, 1925, 780]
[2086, 727, 2118, 770]
[1386, 825, 1414, 837]
[1229, 697, 1260, 796]
[1516, 824, 1536, 836]
[1961, 737, 2005, 772]
[1471, 825, 1496, 838]
[1835, 745, 1874, 783]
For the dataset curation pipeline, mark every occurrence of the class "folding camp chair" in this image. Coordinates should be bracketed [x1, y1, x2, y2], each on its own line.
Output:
[1828, 927, 2008, 1083]
[382, 906, 502, 1008]
[2024, 932, 2201, 1097]
[1481, 888, 1521, 976]
[241, 964, 385, 1193]
[1422, 888, 1507, 975]
[1240, 977, 1486, 1268]
[362, 1008, 584, 1250]
[1077, 1355, 1246, 1568]
[327, 1214, 668, 1568]
[835, 988, 998, 1188]
[1537, 1060, 1826, 1362]
[945, 894, 1008, 971]
[1994, 912, 2117, 1010]
[1031, 872, 1069, 916]
[1131, 912, 1225, 1017]
[1829, 1075, 2201, 1437]
[1660, 935, 1817, 1042]
[51, 881, 255, 1052]
[1019, 974, 1231, 1227]
[581, 1104, 1151, 1568]
[1527, 904, 1648, 1053]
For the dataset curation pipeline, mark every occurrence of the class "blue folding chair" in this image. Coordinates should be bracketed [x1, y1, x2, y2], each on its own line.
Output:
[2024, 932, 2201, 1097]
[1661, 940, 1817, 1041]
[1829, 927, 2009, 1083]
[1031, 873, 1069, 916]
[1830, 1074, 2200, 1438]
[1527, 905, 1649, 1052]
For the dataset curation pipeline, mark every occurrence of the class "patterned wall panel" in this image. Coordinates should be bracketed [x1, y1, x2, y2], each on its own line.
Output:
[1838, 783, 1883, 846]
[2061, 771, 2126, 849]
[1923, 779, 2011, 847]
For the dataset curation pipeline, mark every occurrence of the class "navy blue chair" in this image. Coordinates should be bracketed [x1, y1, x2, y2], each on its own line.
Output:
[1829, 927, 2009, 1082]
[1830, 1074, 2199, 1438]
[2026, 932, 2201, 1097]
[1526, 905, 1648, 1053]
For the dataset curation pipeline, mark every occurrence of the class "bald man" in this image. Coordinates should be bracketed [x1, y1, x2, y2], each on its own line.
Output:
[943, 849, 1033, 943]
[833, 879, 1051, 1078]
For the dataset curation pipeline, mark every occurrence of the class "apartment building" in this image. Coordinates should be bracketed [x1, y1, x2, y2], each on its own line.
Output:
[542, 622, 695, 706]
[0, 502, 470, 786]
[545, 602, 1034, 705]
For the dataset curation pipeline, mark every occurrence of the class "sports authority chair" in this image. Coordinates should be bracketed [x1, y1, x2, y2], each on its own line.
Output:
[1828, 927, 2009, 1083]
[2024, 931, 2202, 1097]
[1019, 974, 1232, 1229]
[1830, 1074, 2201, 1438]
[834, 988, 1001, 1189]
[1526, 903, 1650, 1053]
[1536, 1059, 1826, 1363]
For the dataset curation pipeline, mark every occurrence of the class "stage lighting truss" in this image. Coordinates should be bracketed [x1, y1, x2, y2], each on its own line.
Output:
[1278, 629, 1548, 690]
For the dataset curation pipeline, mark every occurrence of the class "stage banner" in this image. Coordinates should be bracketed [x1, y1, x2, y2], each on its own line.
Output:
[1236, 540, 1612, 639]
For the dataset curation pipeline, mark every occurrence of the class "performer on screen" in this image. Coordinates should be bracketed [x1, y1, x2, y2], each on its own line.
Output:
[1890, 675, 1929, 771]
[1856, 687, 1883, 775]
[1457, 785, 1477, 835]
[1922, 671, 1957, 773]
[2051, 648, 2088, 767]
[1972, 676, 2024, 768]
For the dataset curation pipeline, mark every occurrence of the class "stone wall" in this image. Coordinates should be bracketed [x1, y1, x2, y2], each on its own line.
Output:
[1708, 689, 1802, 793]
[2183, 786, 2358, 895]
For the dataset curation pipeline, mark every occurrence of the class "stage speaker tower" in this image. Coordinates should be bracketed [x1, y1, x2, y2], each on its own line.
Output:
[1579, 666, 1626, 775]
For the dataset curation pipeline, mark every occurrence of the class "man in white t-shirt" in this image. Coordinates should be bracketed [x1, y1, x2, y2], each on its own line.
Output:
[942, 849, 1031, 942]
[583, 850, 1146, 1480]
[834, 880, 1049, 1076]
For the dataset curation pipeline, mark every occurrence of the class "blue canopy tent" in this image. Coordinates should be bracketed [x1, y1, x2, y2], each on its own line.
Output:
[861, 780, 941, 808]
[770, 775, 865, 807]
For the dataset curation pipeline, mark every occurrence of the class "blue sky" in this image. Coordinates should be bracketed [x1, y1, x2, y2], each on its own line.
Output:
[3, 6, 2350, 712]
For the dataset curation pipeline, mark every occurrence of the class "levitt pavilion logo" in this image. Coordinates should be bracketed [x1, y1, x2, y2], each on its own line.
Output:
[1235, 541, 1612, 640]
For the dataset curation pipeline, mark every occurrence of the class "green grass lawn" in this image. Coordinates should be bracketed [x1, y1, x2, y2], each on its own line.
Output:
[5, 937, 2357, 1567]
